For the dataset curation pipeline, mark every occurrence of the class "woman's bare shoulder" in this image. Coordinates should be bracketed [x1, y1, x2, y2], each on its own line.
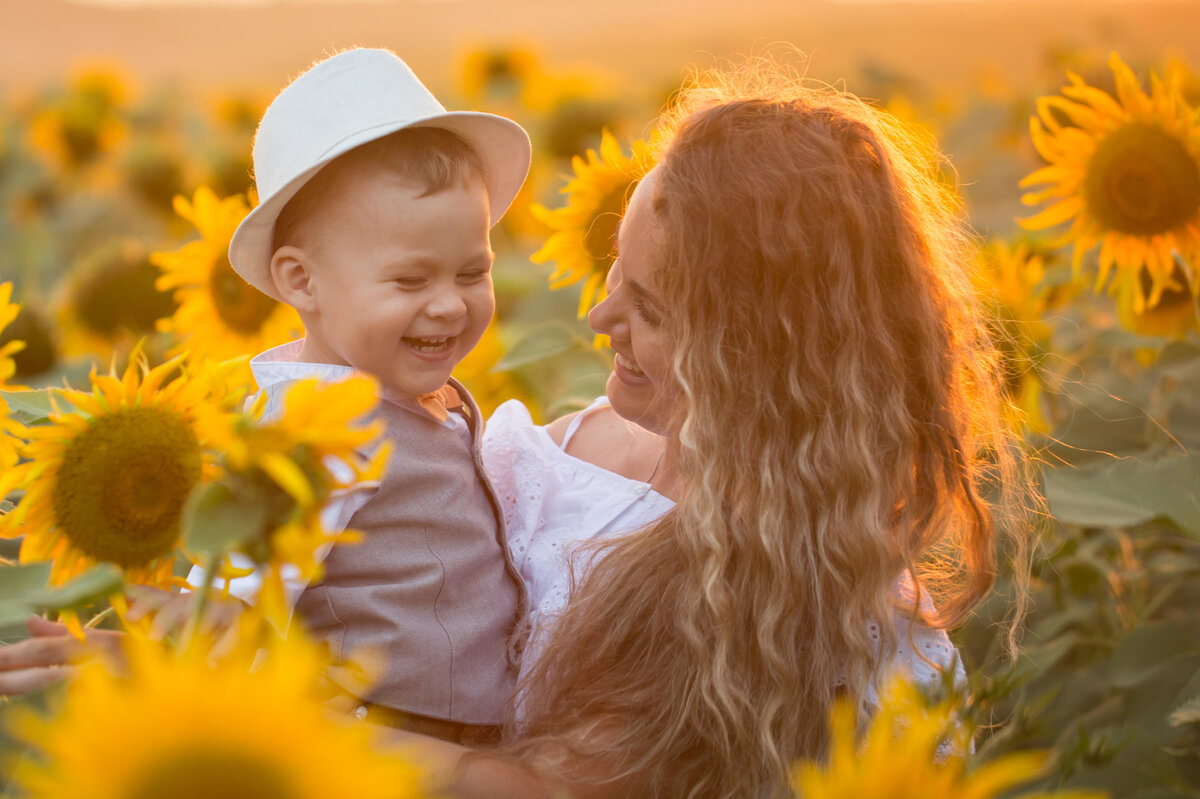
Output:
[558, 404, 663, 479]
[544, 410, 581, 447]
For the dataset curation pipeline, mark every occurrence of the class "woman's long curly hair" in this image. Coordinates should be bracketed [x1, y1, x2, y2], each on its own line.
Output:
[509, 58, 1031, 799]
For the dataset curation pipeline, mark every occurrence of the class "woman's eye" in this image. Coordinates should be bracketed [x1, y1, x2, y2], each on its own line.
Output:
[632, 297, 660, 327]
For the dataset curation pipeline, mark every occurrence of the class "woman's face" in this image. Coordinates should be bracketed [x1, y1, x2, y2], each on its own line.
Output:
[588, 168, 677, 435]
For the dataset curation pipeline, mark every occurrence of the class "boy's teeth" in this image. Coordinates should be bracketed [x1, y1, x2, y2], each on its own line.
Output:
[407, 336, 453, 352]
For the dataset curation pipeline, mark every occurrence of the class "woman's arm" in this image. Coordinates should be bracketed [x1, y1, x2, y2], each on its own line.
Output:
[390, 730, 631, 799]
[385, 730, 555, 799]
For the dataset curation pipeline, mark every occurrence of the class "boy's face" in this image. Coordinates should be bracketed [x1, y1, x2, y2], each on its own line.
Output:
[299, 171, 495, 399]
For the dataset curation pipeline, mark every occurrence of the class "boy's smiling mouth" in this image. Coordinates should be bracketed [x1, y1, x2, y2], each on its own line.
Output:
[403, 335, 457, 357]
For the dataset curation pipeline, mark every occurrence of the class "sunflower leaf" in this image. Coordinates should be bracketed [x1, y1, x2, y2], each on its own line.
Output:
[183, 480, 271, 557]
[0, 389, 74, 425]
[0, 561, 123, 627]
[492, 322, 586, 372]
[1044, 452, 1200, 535]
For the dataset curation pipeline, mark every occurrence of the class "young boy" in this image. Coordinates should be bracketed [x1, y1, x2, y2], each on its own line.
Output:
[222, 47, 532, 745]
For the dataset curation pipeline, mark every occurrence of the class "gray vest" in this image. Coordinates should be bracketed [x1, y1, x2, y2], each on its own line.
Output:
[294, 379, 525, 724]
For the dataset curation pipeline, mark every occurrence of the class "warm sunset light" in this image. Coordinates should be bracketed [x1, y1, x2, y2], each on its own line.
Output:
[0, 2, 1197, 797]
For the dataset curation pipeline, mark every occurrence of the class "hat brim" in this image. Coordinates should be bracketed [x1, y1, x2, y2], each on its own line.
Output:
[228, 110, 531, 301]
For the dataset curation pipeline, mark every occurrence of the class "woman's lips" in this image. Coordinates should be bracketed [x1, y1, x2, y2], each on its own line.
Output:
[613, 352, 649, 384]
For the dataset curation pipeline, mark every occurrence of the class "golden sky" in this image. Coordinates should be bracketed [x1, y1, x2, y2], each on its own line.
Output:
[4, 0, 1198, 95]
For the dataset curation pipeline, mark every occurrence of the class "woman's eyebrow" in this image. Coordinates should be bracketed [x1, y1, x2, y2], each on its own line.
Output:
[628, 279, 660, 309]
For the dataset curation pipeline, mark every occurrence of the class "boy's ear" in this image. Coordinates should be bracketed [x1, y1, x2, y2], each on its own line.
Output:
[269, 246, 317, 313]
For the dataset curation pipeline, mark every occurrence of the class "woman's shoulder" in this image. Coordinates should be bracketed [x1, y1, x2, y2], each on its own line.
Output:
[558, 401, 664, 482]
[544, 410, 580, 447]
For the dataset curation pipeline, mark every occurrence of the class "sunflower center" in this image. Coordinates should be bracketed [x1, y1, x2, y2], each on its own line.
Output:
[1084, 122, 1200, 236]
[60, 110, 105, 166]
[583, 182, 635, 266]
[484, 54, 522, 87]
[207, 255, 278, 335]
[121, 746, 300, 799]
[0, 305, 58, 378]
[53, 407, 201, 569]
[77, 253, 177, 337]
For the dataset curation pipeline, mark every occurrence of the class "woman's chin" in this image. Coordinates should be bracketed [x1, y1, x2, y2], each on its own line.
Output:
[605, 371, 671, 435]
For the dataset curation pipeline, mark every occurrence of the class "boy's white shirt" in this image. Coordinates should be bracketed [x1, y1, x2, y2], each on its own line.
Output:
[184, 340, 471, 623]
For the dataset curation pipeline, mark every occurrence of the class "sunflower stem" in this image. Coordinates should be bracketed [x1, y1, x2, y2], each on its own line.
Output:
[84, 606, 115, 629]
[180, 550, 220, 651]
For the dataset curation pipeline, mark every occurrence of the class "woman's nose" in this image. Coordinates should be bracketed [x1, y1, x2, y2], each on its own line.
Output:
[588, 289, 627, 342]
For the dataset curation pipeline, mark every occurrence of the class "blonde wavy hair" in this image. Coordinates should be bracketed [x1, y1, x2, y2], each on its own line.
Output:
[509, 58, 1030, 799]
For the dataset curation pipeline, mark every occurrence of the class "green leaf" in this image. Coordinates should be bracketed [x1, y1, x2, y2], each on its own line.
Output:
[1022, 629, 1081, 677]
[1044, 452, 1200, 536]
[0, 561, 123, 627]
[492, 322, 587, 372]
[182, 481, 270, 557]
[0, 389, 74, 424]
[1110, 622, 1198, 690]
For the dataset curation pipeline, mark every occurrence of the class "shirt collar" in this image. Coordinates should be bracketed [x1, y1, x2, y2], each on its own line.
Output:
[250, 339, 357, 393]
[251, 340, 467, 427]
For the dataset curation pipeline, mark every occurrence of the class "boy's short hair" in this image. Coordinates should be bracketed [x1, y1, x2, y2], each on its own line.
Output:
[272, 126, 485, 253]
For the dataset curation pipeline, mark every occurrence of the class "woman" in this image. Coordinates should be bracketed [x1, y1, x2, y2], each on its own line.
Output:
[440, 59, 1027, 798]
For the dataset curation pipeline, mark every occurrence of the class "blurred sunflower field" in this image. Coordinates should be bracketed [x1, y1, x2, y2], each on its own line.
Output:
[0, 39, 1198, 798]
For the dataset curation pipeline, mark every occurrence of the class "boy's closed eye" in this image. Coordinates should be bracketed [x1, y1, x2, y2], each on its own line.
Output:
[457, 268, 491, 284]
[393, 276, 428, 290]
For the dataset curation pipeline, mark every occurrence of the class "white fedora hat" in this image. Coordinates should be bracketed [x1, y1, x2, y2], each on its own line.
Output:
[229, 47, 531, 300]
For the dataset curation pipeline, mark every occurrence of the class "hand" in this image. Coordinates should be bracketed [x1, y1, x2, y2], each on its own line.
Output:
[123, 586, 246, 641]
[0, 616, 123, 696]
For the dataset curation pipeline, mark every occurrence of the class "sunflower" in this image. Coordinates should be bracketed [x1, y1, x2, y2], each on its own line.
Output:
[972, 241, 1069, 432]
[0, 351, 240, 615]
[0, 301, 59, 380]
[152, 187, 303, 378]
[197, 376, 388, 628]
[1112, 259, 1199, 341]
[27, 66, 129, 173]
[1019, 53, 1200, 312]
[531, 130, 654, 318]
[56, 238, 178, 363]
[791, 678, 1103, 799]
[123, 131, 190, 212]
[459, 45, 544, 108]
[6, 616, 426, 799]
[0, 282, 28, 471]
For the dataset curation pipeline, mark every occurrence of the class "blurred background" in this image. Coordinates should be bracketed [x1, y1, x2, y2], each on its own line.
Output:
[3, 4, 1200, 791]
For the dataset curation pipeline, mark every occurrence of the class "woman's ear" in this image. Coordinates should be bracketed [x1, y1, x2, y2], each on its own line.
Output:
[270, 246, 317, 313]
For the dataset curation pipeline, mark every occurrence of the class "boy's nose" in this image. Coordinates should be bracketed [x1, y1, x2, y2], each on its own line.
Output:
[425, 287, 468, 320]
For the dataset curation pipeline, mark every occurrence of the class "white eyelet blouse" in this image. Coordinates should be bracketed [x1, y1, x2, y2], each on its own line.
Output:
[482, 397, 966, 714]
